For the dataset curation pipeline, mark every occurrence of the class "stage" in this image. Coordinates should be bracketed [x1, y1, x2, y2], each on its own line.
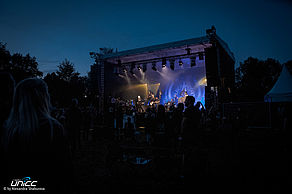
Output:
[97, 28, 235, 112]
[116, 58, 207, 108]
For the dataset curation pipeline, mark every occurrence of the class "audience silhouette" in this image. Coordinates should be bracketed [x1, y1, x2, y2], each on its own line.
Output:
[2, 78, 73, 192]
[181, 96, 202, 148]
[66, 98, 82, 153]
[0, 72, 15, 140]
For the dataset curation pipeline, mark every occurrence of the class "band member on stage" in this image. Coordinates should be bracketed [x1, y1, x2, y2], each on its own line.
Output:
[147, 91, 155, 106]
[178, 89, 188, 103]
[174, 94, 179, 105]
[170, 98, 175, 106]
[154, 97, 160, 105]
[136, 96, 144, 113]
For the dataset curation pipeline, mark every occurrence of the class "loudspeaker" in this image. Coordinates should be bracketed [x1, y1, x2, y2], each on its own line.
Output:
[205, 47, 218, 86]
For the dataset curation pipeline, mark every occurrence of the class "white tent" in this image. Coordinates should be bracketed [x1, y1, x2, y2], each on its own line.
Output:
[265, 64, 292, 102]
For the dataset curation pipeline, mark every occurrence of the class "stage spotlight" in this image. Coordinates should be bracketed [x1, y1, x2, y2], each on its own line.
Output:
[169, 59, 175, 70]
[162, 58, 166, 68]
[199, 52, 204, 60]
[190, 56, 196, 67]
[186, 48, 191, 55]
[142, 64, 147, 72]
[152, 62, 157, 71]
[179, 59, 183, 66]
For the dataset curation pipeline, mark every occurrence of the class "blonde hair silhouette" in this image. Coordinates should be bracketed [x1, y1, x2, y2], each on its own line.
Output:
[4, 78, 56, 150]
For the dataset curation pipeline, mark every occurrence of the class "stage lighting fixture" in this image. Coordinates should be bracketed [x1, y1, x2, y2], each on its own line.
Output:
[179, 59, 183, 66]
[190, 56, 196, 67]
[142, 64, 147, 72]
[186, 48, 191, 55]
[162, 58, 166, 68]
[169, 59, 175, 70]
[199, 52, 204, 60]
[152, 62, 157, 71]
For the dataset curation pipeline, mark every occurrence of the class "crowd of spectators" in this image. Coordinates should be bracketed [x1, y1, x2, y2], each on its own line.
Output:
[104, 95, 206, 147]
[1, 72, 291, 193]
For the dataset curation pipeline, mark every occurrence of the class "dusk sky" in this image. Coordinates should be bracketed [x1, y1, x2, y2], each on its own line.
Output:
[1, 0, 292, 76]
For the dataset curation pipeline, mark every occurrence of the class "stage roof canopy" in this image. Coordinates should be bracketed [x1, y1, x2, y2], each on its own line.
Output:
[102, 35, 235, 64]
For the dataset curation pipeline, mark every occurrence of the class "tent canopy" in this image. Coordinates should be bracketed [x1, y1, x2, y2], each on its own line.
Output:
[265, 64, 292, 102]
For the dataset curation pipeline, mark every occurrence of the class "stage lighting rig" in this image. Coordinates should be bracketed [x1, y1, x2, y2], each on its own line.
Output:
[190, 56, 196, 67]
[152, 62, 157, 71]
[162, 58, 166, 68]
[186, 48, 191, 55]
[199, 52, 204, 60]
[169, 59, 175, 70]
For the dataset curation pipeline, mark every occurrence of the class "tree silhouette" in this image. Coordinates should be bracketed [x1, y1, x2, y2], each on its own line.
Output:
[56, 59, 80, 82]
[44, 59, 88, 108]
[235, 57, 282, 101]
[0, 42, 11, 70]
[89, 47, 114, 61]
[0, 42, 43, 82]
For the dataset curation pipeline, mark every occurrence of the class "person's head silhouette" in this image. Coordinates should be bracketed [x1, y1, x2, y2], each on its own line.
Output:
[158, 104, 165, 113]
[71, 98, 78, 107]
[4, 78, 53, 146]
[185, 96, 195, 108]
[177, 103, 184, 112]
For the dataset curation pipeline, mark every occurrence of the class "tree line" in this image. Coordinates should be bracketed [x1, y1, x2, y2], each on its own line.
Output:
[0, 42, 88, 108]
[234, 57, 292, 101]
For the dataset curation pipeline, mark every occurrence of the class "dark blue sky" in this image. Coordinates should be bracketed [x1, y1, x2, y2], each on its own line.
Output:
[1, 0, 292, 76]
